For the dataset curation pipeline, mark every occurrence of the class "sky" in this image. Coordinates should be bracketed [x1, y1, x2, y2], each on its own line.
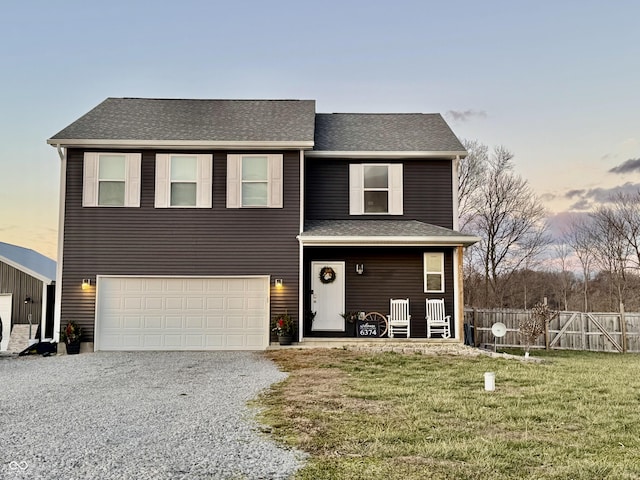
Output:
[1, 0, 638, 261]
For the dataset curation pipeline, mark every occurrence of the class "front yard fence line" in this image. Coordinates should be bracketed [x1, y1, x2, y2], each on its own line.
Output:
[464, 306, 640, 353]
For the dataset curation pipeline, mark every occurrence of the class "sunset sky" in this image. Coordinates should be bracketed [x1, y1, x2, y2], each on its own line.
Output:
[1, 0, 638, 260]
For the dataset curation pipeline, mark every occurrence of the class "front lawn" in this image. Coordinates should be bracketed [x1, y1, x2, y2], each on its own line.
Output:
[259, 348, 640, 480]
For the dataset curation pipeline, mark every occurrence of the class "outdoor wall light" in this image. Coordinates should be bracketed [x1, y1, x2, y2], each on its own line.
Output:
[24, 295, 32, 304]
[82, 279, 91, 290]
[275, 279, 283, 288]
[355, 264, 364, 275]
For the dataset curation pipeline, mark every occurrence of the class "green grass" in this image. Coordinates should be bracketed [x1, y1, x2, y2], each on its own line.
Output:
[259, 349, 640, 480]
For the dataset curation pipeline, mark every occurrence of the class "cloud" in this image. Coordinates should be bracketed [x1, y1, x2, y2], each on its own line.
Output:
[445, 109, 487, 122]
[560, 182, 640, 209]
[609, 158, 640, 174]
[565, 189, 586, 199]
[569, 199, 592, 211]
[539, 193, 557, 202]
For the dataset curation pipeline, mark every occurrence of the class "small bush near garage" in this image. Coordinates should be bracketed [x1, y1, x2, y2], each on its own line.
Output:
[259, 349, 640, 480]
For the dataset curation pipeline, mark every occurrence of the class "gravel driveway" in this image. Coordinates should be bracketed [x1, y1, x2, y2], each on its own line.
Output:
[0, 351, 306, 479]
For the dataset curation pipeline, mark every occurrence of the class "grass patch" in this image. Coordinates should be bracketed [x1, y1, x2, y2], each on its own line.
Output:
[259, 348, 640, 479]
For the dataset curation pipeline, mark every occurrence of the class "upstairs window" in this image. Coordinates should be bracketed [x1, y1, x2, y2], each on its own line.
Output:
[226, 154, 283, 208]
[155, 154, 212, 208]
[242, 156, 269, 206]
[349, 163, 403, 215]
[424, 252, 445, 293]
[83, 152, 141, 207]
[170, 156, 198, 206]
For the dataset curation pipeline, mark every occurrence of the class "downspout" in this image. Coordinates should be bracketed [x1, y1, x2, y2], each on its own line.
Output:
[298, 149, 305, 343]
[53, 145, 66, 343]
[452, 155, 460, 231]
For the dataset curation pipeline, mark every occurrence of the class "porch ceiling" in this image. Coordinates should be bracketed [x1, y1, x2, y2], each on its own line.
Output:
[298, 220, 480, 247]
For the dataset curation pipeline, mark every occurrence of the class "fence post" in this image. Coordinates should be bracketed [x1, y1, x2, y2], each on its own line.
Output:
[620, 302, 627, 353]
[472, 308, 478, 347]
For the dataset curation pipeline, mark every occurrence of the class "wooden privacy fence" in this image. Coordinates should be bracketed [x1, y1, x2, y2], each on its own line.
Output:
[464, 308, 640, 353]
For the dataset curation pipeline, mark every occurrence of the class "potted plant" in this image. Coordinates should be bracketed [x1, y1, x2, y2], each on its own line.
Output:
[272, 312, 295, 346]
[60, 321, 82, 355]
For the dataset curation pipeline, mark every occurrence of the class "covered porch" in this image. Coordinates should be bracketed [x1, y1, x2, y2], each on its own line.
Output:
[297, 220, 480, 342]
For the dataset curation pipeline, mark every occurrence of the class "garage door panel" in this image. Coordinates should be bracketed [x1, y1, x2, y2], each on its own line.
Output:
[97, 276, 270, 351]
[122, 316, 142, 329]
[165, 316, 183, 329]
[145, 297, 163, 310]
[186, 316, 203, 329]
[144, 316, 162, 328]
[166, 297, 184, 310]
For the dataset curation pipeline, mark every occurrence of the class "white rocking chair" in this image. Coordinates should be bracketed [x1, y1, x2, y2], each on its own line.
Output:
[426, 298, 451, 338]
[387, 298, 411, 338]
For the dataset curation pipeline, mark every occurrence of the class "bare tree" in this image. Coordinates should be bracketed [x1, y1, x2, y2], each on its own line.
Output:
[554, 242, 575, 311]
[562, 218, 595, 312]
[458, 139, 488, 230]
[593, 191, 640, 270]
[591, 204, 633, 310]
[464, 146, 551, 307]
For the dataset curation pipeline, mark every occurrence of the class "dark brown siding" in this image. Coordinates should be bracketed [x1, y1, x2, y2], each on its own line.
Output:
[61, 149, 301, 341]
[305, 159, 453, 228]
[303, 247, 456, 338]
[0, 261, 45, 326]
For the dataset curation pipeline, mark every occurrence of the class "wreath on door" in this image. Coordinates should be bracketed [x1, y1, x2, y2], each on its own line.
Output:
[319, 266, 337, 284]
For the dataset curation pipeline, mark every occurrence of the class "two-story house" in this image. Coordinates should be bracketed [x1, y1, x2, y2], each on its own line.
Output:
[47, 98, 478, 351]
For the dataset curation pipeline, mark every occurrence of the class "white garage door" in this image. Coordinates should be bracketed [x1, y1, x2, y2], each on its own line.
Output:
[96, 276, 270, 351]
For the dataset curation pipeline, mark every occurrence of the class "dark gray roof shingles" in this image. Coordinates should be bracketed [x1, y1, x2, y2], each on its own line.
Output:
[49, 98, 316, 143]
[301, 219, 476, 240]
[313, 113, 465, 152]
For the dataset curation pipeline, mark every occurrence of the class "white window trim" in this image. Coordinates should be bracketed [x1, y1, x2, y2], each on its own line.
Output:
[349, 163, 403, 215]
[226, 154, 283, 208]
[83, 152, 141, 207]
[424, 252, 445, 293]
[155, 154, 212, 208]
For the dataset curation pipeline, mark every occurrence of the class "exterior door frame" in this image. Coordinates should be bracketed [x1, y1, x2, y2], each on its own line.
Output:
[310, 261, 345, 331]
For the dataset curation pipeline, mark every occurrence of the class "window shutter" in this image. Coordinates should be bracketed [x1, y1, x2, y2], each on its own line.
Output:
[268, 154, 283, 208]
[155, 154, 170, 208]
[196, 154, 213, 208]
[349, 164, 363, 215]
[83, 153, 98, 207]
[125, 153, 142, 207]
[389, 164, 404, 215]
[226, 154, 241, 208]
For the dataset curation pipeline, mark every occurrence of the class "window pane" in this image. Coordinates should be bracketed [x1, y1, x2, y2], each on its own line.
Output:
[171, 183, 197, 206]
[99, 155, 126, 180]
[426, 274, 442, 291]
[364, 191, 388, 213]
[426, 254, 441, 272]
[242, 182, 268, 206]
[364, 165, 388, 188]
[171, 156, 197, 181]
[98, 181, 125, 206]
[242, 156, 268, 181]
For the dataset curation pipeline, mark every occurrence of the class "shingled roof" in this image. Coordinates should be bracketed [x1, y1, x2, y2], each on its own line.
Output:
[311, 113, 466, 155]
[48, 98, 316, 148]
[299, 220, 480, 246]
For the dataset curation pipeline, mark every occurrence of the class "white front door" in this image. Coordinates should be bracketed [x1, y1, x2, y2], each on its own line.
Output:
[0, 294, 12, 351]
[311, 262, 345, 331]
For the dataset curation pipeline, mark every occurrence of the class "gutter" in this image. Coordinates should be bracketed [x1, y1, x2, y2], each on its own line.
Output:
[46, 139, 315, 151]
